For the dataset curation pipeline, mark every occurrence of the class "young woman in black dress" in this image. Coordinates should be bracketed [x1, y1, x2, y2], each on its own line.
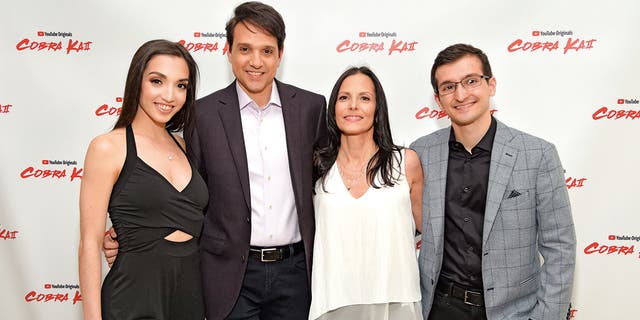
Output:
[79, 39, 207, 320]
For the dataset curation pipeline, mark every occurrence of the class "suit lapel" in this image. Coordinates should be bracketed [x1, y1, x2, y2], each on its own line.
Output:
[277, 81, 304, 214]
[217, 82, 251, 209]
[483, 121, 518, 246]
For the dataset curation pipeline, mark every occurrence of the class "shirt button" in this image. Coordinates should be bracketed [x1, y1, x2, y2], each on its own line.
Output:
[241, 255, 245, 262]
[268, 204, 272, 209]
[267, 176, 271, 181]
[464, 217, 470, 222]
[246, 217, 250, 223]
[463, 187, 471, 193]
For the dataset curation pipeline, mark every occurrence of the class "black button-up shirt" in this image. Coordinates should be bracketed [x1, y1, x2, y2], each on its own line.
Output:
[440, 117, 497, 290]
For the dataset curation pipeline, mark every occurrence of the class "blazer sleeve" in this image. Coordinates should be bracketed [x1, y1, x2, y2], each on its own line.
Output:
[532, 144, 576, 319]
[314, 96, 329, 149]
[185, 115, 207, 184]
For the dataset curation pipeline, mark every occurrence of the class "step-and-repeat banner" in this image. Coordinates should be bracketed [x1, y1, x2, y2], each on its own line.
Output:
[1, 0, 638, 318]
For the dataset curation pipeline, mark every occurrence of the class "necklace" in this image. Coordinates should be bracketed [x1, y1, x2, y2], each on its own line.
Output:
[337, 162, 366, 190]
[145, 135, 175, 161]
[133, 126, 176, 161]
[336, 149, 377, 190]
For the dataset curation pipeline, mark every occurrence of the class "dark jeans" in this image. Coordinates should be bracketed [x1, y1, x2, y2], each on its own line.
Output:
[428, 288, 488, 320]
[226, 249, 310, 320]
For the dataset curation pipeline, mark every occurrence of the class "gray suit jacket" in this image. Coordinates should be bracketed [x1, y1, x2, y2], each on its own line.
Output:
[186, 80, 327, 320]
[410, 120, 575, 320]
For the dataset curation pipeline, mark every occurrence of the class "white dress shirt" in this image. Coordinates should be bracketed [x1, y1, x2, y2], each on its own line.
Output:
[237, 81, 301, 247]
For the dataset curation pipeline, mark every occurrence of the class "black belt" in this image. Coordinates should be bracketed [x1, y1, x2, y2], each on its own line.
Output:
[248, 241, 304, 262]
[436, 278, 484, 307]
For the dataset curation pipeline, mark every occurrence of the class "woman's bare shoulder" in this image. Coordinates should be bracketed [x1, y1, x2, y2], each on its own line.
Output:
[85, 128, 127, 167]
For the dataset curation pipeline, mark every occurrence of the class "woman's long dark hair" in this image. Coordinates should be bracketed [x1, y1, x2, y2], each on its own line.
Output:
[314, 66, 402, 190]
[113, 39, 199, 132]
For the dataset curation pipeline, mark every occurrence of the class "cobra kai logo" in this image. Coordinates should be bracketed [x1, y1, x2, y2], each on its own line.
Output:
[16, 31, 92, 54]
[507, 29, 596, 54]
[179, 32, 229, 54]
[20, 159, 83, 182]
[0, 103, 12, 114]
[25, 284, 82, 304]
[592, 98, 640, 120]
[336, 31, 418, 55]
[95, 97, 122, 117]
[415, 107, 498, 120]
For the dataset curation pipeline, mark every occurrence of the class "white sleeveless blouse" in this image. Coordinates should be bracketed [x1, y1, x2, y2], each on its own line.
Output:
[309, 149, 422, 320]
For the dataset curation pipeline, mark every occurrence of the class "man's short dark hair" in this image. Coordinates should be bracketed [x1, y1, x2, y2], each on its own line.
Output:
[225, 1, 286, 52]
[430, 43, 493, 94]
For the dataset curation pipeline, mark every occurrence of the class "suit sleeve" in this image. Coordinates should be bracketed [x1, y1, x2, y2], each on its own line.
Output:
[532, 144, 576, 319]
[314, 96, 329, 149]
[185, 114, 207, 184]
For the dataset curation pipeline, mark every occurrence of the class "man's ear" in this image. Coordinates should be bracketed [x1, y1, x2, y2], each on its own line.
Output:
[434, 93, 442, 109]
[488, 76, 497, 97]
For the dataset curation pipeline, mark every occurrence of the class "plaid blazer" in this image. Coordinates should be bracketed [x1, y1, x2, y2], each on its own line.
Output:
[410, 120, 575, 320]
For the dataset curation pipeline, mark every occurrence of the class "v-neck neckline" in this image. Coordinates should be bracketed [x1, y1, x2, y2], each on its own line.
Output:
[136, 156, 194, 193]
[128, 125, 193, 193]
[333, 163, 371, 200]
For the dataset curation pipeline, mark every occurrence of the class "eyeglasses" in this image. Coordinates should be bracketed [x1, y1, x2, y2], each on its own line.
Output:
[437, 74, 490, 95]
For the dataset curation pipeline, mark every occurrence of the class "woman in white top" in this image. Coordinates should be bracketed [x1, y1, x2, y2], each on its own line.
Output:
[310, 66, 424, 320]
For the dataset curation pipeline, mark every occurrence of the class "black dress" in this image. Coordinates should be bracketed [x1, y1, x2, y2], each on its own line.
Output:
[101, 125, 208, 320]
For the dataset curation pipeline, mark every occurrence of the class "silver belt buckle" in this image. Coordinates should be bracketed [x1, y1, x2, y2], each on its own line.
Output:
[464, 290, 482, 307]
[260, 248, 277, 262]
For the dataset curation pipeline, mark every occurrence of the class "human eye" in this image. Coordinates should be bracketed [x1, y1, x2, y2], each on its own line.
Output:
[150, 78, 162, 85]
[360, 95, 371, 102]
[263, 48, 274, 55]
[439, 83, 455, 93]
[465, 76, 480, 86]
[337, 95, 348, 101]
[177, 82, 188, 90]
[238, 46, 249, 53]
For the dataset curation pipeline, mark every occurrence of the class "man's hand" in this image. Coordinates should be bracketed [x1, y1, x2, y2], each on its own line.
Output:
[103, 228, 119, 268]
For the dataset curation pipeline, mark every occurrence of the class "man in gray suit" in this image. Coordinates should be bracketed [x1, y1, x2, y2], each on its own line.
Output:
[410, 43, 575, 320]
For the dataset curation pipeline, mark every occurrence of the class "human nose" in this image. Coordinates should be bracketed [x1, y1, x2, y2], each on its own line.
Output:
[453, 82, 468, 100]
[162, 85, 176, 102]
[348, 97, 358, 109]
[249, 51, 263, 68]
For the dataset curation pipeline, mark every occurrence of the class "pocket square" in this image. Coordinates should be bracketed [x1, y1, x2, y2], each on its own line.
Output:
[507, 190, 522, 199]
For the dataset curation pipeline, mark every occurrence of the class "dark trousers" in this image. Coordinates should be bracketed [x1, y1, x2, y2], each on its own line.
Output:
[226, 249, 310, 320]
[428, 287, 487, 320]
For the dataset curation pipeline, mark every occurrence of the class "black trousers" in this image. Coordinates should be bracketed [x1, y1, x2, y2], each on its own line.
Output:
[428, 287, 487, 320]
[226, 249, 310, 320]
